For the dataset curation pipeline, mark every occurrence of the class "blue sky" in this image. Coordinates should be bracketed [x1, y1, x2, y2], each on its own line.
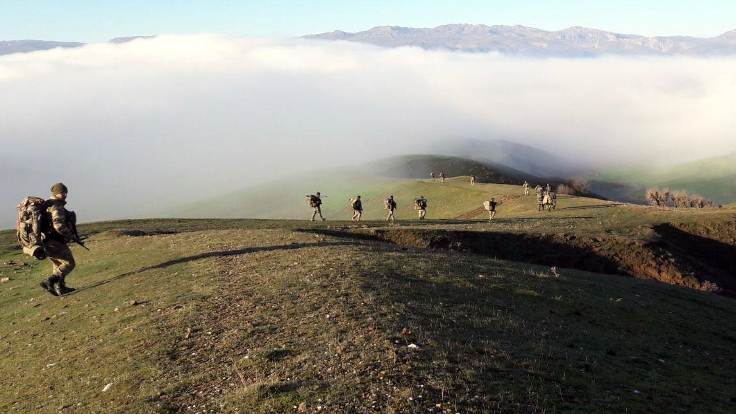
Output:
[2, 0, 734, 41]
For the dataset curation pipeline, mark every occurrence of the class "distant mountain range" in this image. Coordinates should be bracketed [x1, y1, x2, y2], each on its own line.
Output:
[5, 25, 736, 57]
[0, 36, 154, 56]
[305, 24, 736, 56]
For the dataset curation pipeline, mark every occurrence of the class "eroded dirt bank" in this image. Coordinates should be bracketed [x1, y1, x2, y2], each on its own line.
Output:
[316, 221, 736, 296]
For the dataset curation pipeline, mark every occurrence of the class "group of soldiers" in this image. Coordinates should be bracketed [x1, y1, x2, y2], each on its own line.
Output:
[305, 175, 561, 222]
[306, 193, 427, 222]
[19, 177, 558, 296]
[532, 182, 557, 211]
[430, 171, 447, 182]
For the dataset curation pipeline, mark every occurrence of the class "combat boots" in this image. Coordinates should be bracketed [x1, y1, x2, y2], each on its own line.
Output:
[40, 276, 61, 296]
[52, 277, 65, 297]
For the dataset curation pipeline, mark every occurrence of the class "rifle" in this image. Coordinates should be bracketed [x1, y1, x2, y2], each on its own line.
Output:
[67, 211, 90, 251]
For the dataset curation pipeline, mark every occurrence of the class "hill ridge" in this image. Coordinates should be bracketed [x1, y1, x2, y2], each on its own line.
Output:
[304, 24, 736, 56]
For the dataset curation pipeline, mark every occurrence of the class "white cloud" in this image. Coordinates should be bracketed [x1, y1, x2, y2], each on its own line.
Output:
[1, 35, 734, 226]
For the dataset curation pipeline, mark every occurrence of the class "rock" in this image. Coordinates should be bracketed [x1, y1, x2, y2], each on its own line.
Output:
[0, 277, 10, 283]
[298, 402, 307, 412]
[407, 343, 420, 350]
[102, 383, 113, 392]
[127, 300, 138, 306]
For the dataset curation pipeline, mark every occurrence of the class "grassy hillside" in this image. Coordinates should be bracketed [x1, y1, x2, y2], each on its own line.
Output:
[592, 153, 736, 204]
[1, 213, 735, 413]
[175, 176, 582, 222]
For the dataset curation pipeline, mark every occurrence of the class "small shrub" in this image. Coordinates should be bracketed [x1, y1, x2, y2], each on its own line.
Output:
[645, 187, 715, 209]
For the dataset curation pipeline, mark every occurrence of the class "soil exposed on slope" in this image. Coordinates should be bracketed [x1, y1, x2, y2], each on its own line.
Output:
[315, 219, 736, 296]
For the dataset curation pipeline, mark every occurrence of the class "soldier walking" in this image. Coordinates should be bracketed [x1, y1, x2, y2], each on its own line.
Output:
[350, 195, 363, 222]
[306, 192, 326, 221]
[484, 197, 501, 221]
[42, 183, 77, 296]
[430, 172, 435, 181]
[415, 196, 428, 220]
[537, 189, 545, 212]
[385, 195, 397, 223]
[470, 175, 476, 185]
[439, 172, 446, 182]
[523, 181, 530, 196]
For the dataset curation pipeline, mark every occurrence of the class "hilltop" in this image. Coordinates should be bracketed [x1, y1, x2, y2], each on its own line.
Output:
[1, 193, 735, 412]
[174, 155, 575, 221]
[305, 24, 736, 56]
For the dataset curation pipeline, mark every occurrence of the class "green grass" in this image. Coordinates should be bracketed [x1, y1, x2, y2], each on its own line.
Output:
[1, 208, 735, 412]
[174, 175, 609, 222]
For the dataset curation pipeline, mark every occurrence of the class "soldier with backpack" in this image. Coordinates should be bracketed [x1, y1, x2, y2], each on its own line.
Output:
[350, 195, 363, 222]
[470, 175, 476, 185]
[483, 197, 501, 221]
[306, 192, 326, 221]
[523, 181, 530, 196]
[537, 188, 545, 212]
[415, 196, 428, 220]
[16, 183, 79, 296]
[385, 195, 397, 223]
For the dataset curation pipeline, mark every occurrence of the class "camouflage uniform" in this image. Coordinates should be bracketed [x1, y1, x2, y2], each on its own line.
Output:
[470, 175, 476, 185]
[537, 191, 544, 211]
[487, 199, 498, 221]
[523, 181, 529, 196]
[416, 197, 427, 220]
[351, 197, 363, 222]
[385, 196, 396, 222]
[44, 199, 76, 286]
[308, 194, 325, 221]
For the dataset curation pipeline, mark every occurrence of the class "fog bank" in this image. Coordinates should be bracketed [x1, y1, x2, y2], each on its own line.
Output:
[1, 35, 734, 227]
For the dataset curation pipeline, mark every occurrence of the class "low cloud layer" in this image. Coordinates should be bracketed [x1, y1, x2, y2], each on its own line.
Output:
[1, 35, 734, 227]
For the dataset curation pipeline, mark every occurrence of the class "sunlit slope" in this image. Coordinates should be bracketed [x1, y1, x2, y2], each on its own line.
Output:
[175, 175, 609, 221]
[593, 153, 736, 204]
[1, 219, 735, 413]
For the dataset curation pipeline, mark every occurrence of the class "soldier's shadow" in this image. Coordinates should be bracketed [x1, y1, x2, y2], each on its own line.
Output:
[66, 241, 357, 296]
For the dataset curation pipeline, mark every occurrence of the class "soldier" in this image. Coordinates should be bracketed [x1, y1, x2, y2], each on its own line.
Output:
[545, 183, 551, 193]
[350, 195, 363, 222]
[306, 192, 326, 221]
[550, 191, 557, 210]
[537, 189, 545, 212]
[415, 196, 428, 220]
[430, 172, 435, 180]
[385, 195, 397, 223]
[470, 175, 476, 185]
[439, 172, 446, 182]
[485, 197, 500, 221]
[40, 183, 77, 296]
[543, 192, 553, 212]
[523, 181, 530, 196]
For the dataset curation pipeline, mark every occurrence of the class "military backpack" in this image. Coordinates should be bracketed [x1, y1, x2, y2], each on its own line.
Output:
[16, 196, 49, 259]
[308, 195, 321, 208]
